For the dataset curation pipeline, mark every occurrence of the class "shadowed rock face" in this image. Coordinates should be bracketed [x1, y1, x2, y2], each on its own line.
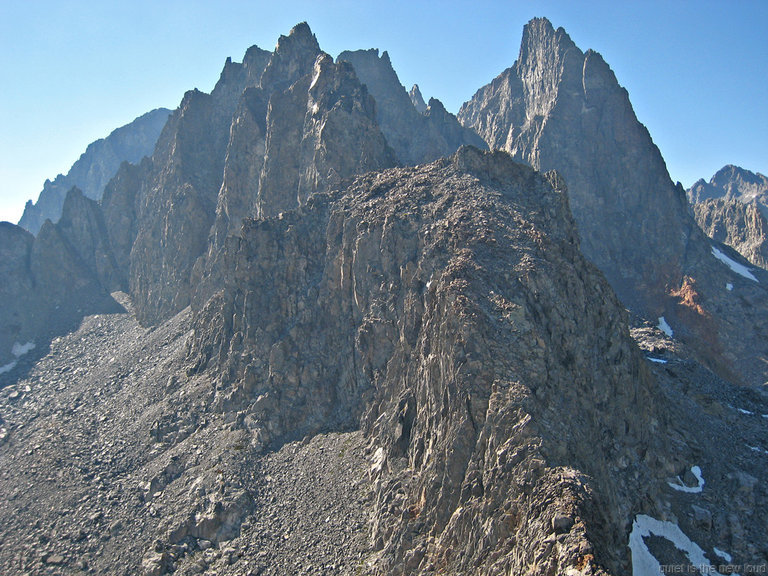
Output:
[18, 108, 170, 235]
[459, 18, 692, 310]
[0, 216, 121, 373]
[190, 147, 668, 574]
[459, 17, 768, 387]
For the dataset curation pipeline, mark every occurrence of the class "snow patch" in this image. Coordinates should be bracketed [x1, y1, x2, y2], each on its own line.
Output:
[648, 357, 668, 364]
[11, 341, 35, 357]
[713, 548, 732, 563]
[726, 282, 733, 291]
[667, 465, 705, 493]
[657, 317, 673, 337]
[629, 514, 722, 575]
[370, 446, 385, 474]
[712, 246, 758, 282]
[737, 408, 754, 415]
[0, 361, 17, 375]
[746, 444, 768, 455]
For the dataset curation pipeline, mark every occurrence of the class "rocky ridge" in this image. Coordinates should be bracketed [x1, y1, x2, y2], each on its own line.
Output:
[17, 108, 170, 235]
[692, 198, 768, 270]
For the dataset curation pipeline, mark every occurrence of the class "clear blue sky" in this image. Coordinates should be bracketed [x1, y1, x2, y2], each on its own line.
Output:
[1, 0, 766, 224]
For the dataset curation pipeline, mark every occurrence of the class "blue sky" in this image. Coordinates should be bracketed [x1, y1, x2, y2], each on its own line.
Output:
[1, 0, 766, 224]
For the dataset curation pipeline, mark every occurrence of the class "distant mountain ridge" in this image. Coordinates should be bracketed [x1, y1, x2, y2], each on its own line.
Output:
[688, 165, 768, 270]
[688, 165, 768, 204]
[17, 108, 171, 234]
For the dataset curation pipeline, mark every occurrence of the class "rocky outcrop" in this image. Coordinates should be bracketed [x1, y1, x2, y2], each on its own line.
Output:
[190, 147, 669, 574]
[18, 108, 170, 235]
[126, 23, 401, 324]
[255, 53, 397, 219]
[409, 84, 427, 113]
[338, 49, 486, 165]
[0, 224, 37, 368]
[459, 17, 768, 386]
[692, 198, 768, 270]
[688, 165, 768, 205]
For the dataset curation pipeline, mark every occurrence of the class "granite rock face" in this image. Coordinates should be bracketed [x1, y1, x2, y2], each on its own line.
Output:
[692, 198, 768, 270]
[122, 23, 399, 324]
[688, 166, 768, 270]
[190, 147, 668, 574]
[338, 49, 486, 165]
[17, 108, 170, 235]
[56, 187, 123, 292]
[459, 17, 768, 386]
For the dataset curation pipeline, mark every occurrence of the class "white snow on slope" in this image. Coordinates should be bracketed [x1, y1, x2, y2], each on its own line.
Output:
[667, 465, 704, 493]
[629, 514, 720, 576]
[657, 317, 673, 337]
[713, 548, 732, 563]
[726, 282, 733, 291]
[648, 357, 668, 364]
[0, 341, 36, 376]
[11, 341, 35, 357]
[712, 246, 758, 282]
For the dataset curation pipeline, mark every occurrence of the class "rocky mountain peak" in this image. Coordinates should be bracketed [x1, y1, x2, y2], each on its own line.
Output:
[409, 83, 427, 113]
[460, 18, 768, 387]
[338, 48, 486, 166]
[698, 164, 768, 203]
[259, 22, 322, 92]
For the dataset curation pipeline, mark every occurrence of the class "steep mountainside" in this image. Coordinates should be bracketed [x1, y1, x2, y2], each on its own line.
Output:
[688, 166, 768, 270]
[189, 146, 673, 575]
[692, 198, 768, 270]
[17, 108, 170, 235]
[459, 17, 768, 386]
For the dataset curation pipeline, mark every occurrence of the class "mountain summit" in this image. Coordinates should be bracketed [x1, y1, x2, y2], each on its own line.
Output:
[460, 17, 768, 387]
